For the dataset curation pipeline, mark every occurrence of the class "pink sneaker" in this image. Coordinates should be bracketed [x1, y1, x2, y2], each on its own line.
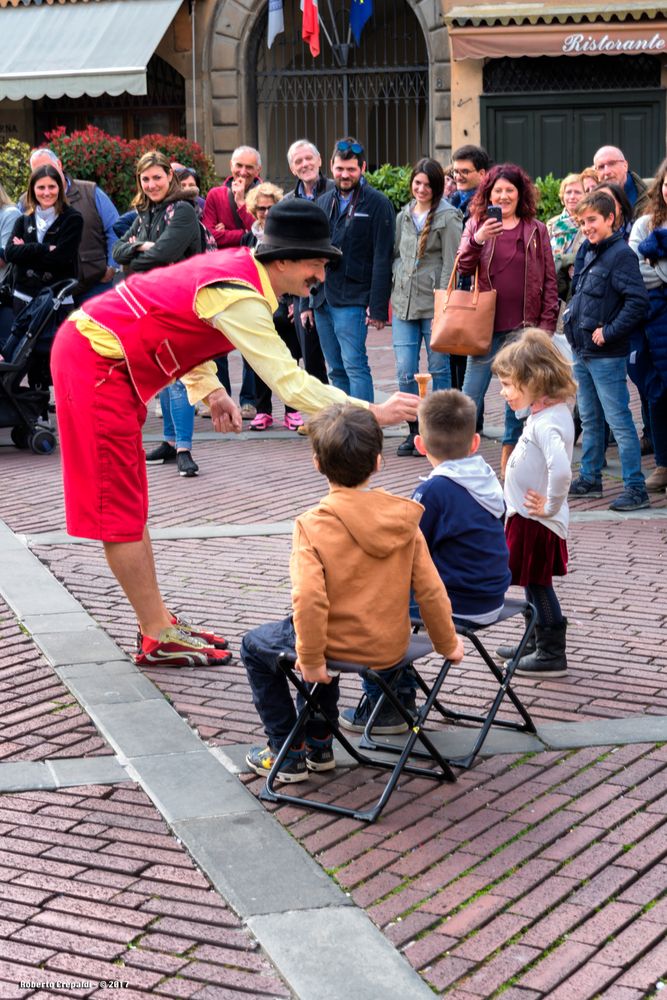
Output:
[284, 411, 304, 431]
[249, 413, 273, 431]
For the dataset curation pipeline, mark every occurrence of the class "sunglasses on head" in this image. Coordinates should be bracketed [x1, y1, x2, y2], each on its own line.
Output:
[336, 140, 363, 155]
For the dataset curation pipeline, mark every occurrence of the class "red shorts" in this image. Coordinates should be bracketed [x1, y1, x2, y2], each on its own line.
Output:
[51, 321, 148, 542]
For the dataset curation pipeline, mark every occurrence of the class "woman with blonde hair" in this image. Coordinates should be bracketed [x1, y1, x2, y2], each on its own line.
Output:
[113, 151, 203, 477]
[546, 172, 585, 302]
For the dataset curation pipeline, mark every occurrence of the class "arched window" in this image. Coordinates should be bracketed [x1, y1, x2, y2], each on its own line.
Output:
[252, 0, 428, 186]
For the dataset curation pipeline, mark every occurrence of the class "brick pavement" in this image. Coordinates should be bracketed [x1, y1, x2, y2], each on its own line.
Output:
[1, 333, 666, 997]
[0, 783, 293, 998]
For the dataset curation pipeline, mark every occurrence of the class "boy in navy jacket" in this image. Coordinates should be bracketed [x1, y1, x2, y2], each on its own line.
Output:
[564, 190, 649, 512]
[340, 389, 510, 735]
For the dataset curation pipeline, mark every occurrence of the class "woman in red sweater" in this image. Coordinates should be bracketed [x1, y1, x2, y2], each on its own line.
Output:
[458, 163, 559, 474]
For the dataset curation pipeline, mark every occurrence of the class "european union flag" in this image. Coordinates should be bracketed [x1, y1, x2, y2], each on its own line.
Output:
[350, 0, 373, 45]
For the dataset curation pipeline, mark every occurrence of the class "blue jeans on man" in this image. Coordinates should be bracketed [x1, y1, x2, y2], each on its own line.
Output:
[573, 355, 645, 491]
[392, 316, 451, 395]
[314, 302, 374, 402]
[159, 379, 195, 451]
[461, 331, 524, 444]
[240, 616, 339, 750]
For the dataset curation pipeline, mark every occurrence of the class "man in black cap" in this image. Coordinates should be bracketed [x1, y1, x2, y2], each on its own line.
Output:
[51, 200, 419, 668]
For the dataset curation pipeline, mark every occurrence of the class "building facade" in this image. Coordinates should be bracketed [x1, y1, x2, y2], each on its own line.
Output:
[0, 0, 665, 181]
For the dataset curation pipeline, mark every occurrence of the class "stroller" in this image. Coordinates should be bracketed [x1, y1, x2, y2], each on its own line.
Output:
[0, 279, 79, 455]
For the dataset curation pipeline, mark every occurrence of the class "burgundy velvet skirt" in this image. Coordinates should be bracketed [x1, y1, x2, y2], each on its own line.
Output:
[505, 514, 568, 587]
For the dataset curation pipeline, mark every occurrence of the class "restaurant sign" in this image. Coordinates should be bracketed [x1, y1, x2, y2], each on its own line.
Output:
[449, 21, 667, 61]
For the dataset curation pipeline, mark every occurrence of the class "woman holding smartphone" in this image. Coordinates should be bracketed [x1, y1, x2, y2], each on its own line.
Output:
[457, 163, 559, 474]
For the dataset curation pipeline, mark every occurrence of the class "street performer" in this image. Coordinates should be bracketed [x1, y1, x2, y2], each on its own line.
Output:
[51, 201, 419, 667]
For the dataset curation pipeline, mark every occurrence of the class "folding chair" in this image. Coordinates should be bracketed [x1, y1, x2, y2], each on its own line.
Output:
[259, 635, 458, 824]
[363, 597, 538, 769]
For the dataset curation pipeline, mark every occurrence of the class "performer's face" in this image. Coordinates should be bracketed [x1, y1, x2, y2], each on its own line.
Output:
[281, 258, 329, 295]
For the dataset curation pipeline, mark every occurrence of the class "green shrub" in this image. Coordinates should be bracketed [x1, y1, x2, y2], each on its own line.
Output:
[365, 163, 412, 211]
[43, 126, 217, 212]
[535, 173, 562, 224]
[0, 138, 33, 202]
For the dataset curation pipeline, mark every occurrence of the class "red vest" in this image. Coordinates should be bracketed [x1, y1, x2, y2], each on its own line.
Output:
[84, 248, 265, 403]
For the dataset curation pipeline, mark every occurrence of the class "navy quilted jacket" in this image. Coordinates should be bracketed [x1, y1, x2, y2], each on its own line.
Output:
[564, 230, 648, 358]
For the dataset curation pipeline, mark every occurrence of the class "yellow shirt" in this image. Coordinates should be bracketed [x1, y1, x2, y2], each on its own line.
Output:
[73, 261, 362, 414]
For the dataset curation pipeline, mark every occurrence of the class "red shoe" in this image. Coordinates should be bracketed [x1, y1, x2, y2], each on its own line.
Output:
[170, 615, 229, 650]
[135, 626, 231, 667]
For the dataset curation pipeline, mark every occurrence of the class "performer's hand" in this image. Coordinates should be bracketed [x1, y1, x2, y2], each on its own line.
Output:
[207, 389, 242, 433]
[297, 660, 332, 685]
[370, 391, 419, 427]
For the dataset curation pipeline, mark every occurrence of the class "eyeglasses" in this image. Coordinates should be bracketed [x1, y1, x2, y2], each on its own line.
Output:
[452, 167, 475, 177]
[336, 140, 364, 155]
[595, 159, 624, 171]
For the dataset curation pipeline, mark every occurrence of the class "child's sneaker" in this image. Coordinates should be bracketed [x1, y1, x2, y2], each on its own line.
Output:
[284, 411, 304, 431]
[305, 736, 336, 772]
[135, 626, 231, 667]
[245, 745, 307, 783]
[339, 695, 408, 735]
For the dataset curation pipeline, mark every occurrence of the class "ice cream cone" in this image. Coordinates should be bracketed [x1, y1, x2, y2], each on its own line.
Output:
[415, 373, 432, 398]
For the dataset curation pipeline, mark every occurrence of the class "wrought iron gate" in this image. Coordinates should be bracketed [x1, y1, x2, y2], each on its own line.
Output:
[252, 0, 429, 188]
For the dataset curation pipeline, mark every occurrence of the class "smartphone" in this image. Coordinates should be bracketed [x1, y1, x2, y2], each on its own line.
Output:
[486, 205, 503, 224]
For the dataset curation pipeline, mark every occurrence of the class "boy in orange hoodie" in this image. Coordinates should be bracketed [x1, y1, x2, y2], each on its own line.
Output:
[241, 403, 464, 783]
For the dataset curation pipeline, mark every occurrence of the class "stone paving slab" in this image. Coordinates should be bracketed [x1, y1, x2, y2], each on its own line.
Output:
[248, 907, 436, 1000]
[0, 756, 128, 793]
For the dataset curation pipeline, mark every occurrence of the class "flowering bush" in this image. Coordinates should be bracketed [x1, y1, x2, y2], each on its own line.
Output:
[43, 126, 217, 211]
[0, 138, 33, 202]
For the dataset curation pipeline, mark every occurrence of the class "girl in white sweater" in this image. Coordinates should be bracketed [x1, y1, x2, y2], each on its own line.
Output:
[492, 329, 577, 677]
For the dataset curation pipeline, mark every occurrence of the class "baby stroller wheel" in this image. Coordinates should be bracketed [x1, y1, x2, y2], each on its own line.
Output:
[29, 428, 56, 455]
[10, 426, 30, 450]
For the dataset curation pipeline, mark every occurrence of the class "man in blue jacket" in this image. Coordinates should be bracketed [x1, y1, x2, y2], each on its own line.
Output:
[312, 138, 395, 403]
[564, 190, 650, 512]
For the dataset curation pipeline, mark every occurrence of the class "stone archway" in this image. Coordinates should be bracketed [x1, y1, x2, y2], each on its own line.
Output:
[205, 0, 452, 178]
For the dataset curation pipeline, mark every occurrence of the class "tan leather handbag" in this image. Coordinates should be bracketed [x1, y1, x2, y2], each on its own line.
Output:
[431, 258, 496, 356]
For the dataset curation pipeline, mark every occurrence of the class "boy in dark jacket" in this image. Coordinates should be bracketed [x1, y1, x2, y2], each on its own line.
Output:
[564, 191, 650, 512]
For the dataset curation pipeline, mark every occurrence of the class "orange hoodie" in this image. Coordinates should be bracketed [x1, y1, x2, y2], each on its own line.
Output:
[290, 486, 459, 671]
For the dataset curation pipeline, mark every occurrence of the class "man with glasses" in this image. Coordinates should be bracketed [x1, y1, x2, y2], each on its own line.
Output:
[308, 137, 395, 403]
[593, 145, 650, 220]
[450, 144, 490, 222]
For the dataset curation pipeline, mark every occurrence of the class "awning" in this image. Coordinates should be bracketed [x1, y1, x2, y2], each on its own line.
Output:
[0, 0, 183, 101]
[446, 2, 667, 28]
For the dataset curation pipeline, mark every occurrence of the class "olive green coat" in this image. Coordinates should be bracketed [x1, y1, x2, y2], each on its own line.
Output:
[390, 198, 463, 321]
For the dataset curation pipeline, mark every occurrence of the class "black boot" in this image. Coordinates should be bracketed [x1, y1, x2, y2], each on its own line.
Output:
[496, 611, 536, 662]
[515, 619, 567, 678]
[397, 421, 419, 457]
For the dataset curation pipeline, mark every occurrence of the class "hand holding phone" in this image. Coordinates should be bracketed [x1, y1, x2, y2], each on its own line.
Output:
[486, 205, 503, 224]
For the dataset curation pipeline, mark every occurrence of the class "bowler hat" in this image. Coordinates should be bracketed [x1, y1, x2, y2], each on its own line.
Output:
[254, 200, 342, 263]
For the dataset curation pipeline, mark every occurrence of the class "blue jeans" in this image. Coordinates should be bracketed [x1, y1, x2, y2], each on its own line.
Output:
[240, 616, 339, 749]
[314, 302, 374, 402]
[215, 354, 256, 407]
[159, 380, 195, 451]
[392, 316, 451, 395]
[461, 331, 524, 445]
[573, 355, 645, 491]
